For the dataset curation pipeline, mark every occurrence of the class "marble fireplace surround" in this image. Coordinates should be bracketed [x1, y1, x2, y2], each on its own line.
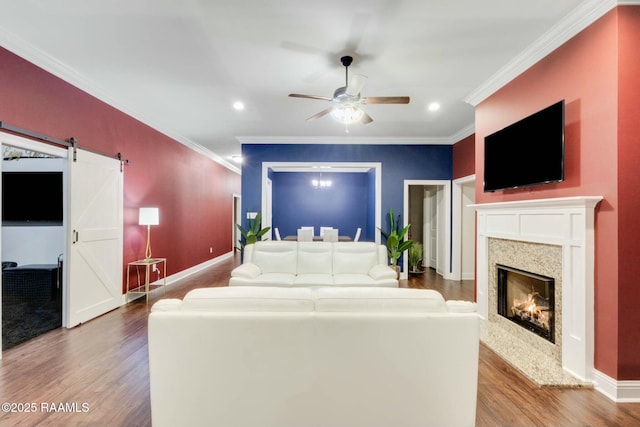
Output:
[473, 196, 602, 385]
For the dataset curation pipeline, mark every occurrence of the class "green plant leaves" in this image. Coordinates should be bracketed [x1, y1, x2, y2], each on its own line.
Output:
[236, 212, 271, 250]
[377, 208, 413, 266]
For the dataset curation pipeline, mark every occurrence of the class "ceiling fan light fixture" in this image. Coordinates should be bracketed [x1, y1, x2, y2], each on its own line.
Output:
[330, 103, 364, 124]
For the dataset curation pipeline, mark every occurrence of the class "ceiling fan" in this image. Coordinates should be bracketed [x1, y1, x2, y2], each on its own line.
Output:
[288, 55, 410, 125]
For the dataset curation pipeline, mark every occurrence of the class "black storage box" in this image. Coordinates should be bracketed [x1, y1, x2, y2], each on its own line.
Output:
[2, 264, 60, 306]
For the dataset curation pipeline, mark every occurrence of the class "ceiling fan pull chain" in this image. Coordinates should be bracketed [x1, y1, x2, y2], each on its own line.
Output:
[345, 64, 349, 87]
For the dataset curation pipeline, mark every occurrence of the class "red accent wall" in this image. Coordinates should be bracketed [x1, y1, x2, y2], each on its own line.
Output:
[0, 47, 241, 290]
[616, 6, 640, 379]
[475, 8, 640, 379]
[452, 134, 475, 179]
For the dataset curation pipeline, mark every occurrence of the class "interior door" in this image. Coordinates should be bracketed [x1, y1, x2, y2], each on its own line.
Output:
[233, 195, 241, 251]
[67, 149, 123, 327]
[436, 187, 445, 275]
[422, 191, 429, 269]
[264, 178, 272, 238]
[426, 189, 438, 269]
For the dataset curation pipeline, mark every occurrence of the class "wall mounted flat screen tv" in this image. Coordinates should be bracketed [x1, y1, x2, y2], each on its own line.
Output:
[2, 171, 63, 225]
[484, 100, 565, 192]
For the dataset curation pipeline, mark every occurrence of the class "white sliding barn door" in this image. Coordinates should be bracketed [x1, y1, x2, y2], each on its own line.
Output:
[67, 149, 123, 327]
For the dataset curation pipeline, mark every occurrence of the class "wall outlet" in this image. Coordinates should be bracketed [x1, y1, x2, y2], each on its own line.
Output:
[246, 211, 258, 219]
[209, 247, 213, 254]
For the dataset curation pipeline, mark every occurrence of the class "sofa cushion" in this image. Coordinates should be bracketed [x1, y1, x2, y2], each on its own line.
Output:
[332, 242, 378, 275]
[314, 287, 447, 312]
[297, 242, 333, 274]
[182, 286, 314, 312]
[294, 273, 334, 286]
[333, 274, 395, 287]
[231, 273, 296, 287]
[250, 241, 298, 274]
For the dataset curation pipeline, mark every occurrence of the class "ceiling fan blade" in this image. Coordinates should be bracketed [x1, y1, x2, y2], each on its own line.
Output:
[289, 93, 333, 101]
[307, 107, 333, 121]
[363, 96, 410, 104]
[360, 111, 373, 124]
[346, 74, 367, 96]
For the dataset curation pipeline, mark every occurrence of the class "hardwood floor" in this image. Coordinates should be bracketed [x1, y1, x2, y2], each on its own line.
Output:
[0, 254, 638, 426]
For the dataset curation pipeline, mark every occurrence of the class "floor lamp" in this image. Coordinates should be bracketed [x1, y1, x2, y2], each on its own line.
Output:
[139, 207, 159, 259]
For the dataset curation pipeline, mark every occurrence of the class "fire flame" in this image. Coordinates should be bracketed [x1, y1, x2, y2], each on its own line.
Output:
[512, 291, 551, 331]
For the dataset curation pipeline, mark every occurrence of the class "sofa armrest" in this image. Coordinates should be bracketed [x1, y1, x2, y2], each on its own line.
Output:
[151, 299, 183, 312]
[446, 300, 477, 313]
[231, 263, 261, 279]
[368, 264, 397, 280]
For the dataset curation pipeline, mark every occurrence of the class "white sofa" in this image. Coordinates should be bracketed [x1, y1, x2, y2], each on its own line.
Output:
[148, 286, 479, 427]
[230, 240, 398, 287]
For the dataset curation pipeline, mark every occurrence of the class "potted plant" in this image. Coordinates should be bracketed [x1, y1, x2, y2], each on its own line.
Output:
[378, 208, 413, 277]
[236, 212, 270, 254]
[408, 242, 423, 274]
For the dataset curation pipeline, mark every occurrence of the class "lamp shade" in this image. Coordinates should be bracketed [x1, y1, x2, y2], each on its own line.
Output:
[139, 207, 159, 226]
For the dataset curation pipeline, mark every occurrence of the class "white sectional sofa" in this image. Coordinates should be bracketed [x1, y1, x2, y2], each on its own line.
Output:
[148, 286, 479, 427]
[230, 240, 398, 287]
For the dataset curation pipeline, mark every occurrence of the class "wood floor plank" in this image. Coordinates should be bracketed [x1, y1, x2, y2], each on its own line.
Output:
[0, 254, 638, 426]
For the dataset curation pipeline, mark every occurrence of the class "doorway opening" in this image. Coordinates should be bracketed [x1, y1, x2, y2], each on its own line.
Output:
[403, 180, 450, 280]
[0, 130, 125, 353]
[404, 176, 475, 281]
[262, 162, 382, 244]
[1, 143, 67, 350]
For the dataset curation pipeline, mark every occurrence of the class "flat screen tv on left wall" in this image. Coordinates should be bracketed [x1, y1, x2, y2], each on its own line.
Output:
[2, 171, 63, 226]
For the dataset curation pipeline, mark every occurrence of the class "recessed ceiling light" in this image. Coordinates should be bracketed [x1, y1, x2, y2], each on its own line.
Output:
[428, 102, 440, 112]
[233, 101, 245, 111]
[230, 155, 242, 163]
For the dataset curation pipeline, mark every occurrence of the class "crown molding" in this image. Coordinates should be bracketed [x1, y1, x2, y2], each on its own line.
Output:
[0, 27, 240, 174]
[236, 123, 475, 147]
[465, 0, 622, 106]
[448, 123, 475, 142]
[236, 135, 449, 145]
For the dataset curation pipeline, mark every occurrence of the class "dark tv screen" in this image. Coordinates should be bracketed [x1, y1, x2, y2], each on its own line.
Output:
[2, 171, 63, 225]
[484, 100, 565, 192]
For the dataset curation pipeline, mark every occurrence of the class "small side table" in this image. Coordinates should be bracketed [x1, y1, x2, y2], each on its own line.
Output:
[126, 258, 167, 303]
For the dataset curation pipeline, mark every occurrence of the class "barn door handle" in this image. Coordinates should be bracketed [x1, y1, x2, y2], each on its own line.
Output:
[72, 230, 79, 244]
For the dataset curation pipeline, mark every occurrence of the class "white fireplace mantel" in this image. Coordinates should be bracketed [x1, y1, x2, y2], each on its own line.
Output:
[471, 196, 603, 382]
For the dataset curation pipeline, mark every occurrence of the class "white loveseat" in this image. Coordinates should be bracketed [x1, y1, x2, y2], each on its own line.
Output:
[230, 240, 398, 287]
[148, 286, 479, 427]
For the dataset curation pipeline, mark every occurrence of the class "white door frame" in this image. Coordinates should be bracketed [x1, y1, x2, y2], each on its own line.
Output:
[451, 174, 476, 281]
[403, 180, 451, 280]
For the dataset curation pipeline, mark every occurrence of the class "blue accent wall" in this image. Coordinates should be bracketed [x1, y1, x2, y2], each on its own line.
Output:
[272, 172, 371, 240]
[241, 144, 452, 235]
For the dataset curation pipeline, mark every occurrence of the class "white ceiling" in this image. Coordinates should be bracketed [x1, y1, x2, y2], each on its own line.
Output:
[0, 0, 604, 172]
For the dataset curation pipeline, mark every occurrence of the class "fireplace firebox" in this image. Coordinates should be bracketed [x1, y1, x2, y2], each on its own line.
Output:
[497, 264, 555, 343]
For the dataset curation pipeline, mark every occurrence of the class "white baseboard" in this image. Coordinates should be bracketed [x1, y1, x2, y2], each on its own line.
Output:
[123, 251, 234, 303]
[163, 251, 234, 286]
[593, 369, 640, 402]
